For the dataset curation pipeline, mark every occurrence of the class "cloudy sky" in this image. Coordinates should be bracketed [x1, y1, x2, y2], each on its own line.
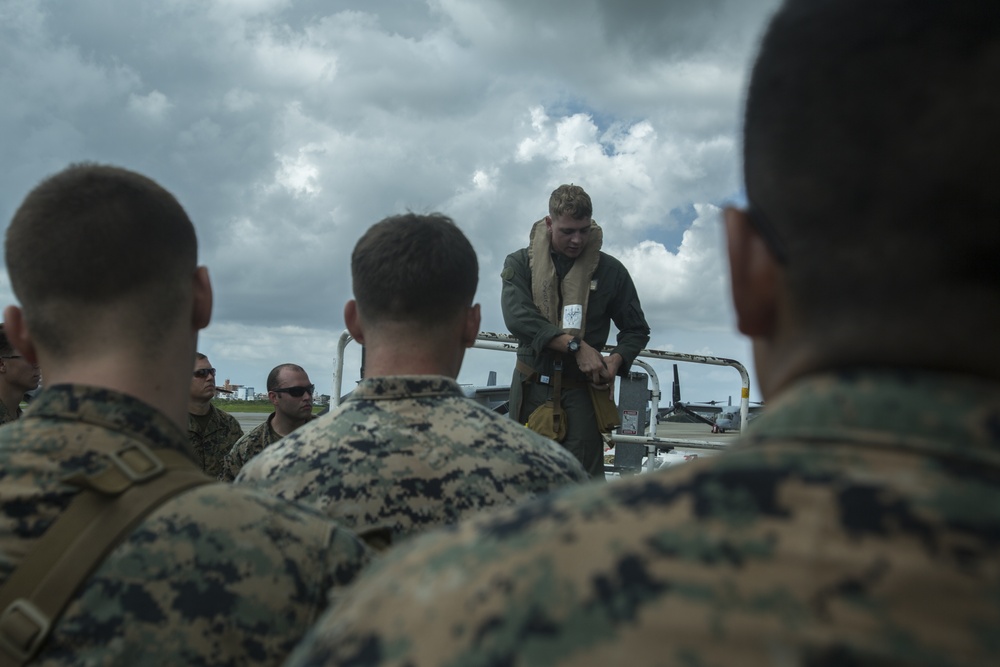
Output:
[1, 0, 783, 409]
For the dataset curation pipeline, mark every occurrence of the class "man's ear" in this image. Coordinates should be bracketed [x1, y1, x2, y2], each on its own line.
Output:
[724, 207, 780, 338]
[462, 304, 482, 349]
[192, 266, 213, 331]
[344, 300, 365, 344]
[3, 305, 39, 365]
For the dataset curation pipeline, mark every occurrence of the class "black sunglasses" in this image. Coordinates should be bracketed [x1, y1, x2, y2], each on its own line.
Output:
[273, 384, 315, 398]
[193, 368, 217, 378]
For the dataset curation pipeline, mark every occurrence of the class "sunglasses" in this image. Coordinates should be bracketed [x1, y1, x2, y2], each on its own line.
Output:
[193, 368, 217, 379]
[272, 384, 315, 398]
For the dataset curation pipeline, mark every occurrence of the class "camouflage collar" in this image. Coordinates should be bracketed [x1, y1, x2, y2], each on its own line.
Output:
[23, 384, 189, 453]
[745, 369, 1000, 463]
[347, 375, 464, 402]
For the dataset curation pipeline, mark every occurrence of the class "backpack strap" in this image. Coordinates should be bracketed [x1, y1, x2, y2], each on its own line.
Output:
[0, 442, 212, 666]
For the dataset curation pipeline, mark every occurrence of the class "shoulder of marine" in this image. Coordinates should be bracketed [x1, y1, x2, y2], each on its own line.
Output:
[284, 369, 1000, 666]
[0, 384, 373, 663]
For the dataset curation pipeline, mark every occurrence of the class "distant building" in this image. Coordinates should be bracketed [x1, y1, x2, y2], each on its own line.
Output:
[239, 386, 255, 401]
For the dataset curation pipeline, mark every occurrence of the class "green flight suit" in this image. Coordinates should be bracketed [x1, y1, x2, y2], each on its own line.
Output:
[501, 246, 650, 478]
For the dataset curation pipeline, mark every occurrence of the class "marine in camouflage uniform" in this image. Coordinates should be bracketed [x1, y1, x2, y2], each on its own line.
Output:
[188, 402, 242, 478]
[0, 400, 19, 425]
[0, 163, 373, 665]
[284, 370, 1000, 666]
[0, 384, 372, 665]
[235, 375, 589, 548]
[221, 412, 315, 482]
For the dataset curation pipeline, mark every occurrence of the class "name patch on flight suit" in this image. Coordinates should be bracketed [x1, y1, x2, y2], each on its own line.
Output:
[563, 304, 583, 329]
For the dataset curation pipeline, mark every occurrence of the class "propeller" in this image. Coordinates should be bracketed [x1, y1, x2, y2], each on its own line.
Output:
[656, 364, 717, 428]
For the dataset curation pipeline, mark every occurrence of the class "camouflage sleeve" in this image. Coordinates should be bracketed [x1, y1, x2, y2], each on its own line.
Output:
[220, 451, 237, 482]
[222, 420, 276, 482]
[220, 431, 250, 482]
[203, 410, 244, 479]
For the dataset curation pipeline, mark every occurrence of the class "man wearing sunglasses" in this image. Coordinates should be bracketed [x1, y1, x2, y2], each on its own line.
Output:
[221, 363, 316, 481]
[187, 352, 243, 478]
[0, 325, 40, 424]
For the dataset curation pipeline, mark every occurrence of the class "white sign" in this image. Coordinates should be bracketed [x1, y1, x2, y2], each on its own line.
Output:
[621, 409, 639, 435]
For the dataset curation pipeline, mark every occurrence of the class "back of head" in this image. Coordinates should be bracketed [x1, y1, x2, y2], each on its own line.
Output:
[6, 163, 198, 357]
[744, 0, 1000, 331]
[548, 184, 592, 220]
[351, 213, 478, 327]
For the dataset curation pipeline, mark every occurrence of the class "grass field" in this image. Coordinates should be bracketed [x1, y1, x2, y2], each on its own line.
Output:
[214, 400, 325, 414]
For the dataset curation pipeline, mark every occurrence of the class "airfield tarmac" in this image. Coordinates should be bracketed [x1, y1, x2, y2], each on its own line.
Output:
[231, 412, 268, 432]
[232, 413, 743, 448]
[637, 421, 742, 449]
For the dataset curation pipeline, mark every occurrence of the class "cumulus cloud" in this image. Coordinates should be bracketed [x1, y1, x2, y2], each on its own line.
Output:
[0, 0, 784, 402]
[618, 204, 730, 332]
[127, 90, 173, 120]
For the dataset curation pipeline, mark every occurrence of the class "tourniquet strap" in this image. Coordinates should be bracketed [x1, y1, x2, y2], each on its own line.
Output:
[0, 445, 212, 666]
[551, 360, 565, 436]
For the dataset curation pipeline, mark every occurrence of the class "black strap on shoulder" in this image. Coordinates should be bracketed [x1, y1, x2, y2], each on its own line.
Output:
[0, 442, 213, 666]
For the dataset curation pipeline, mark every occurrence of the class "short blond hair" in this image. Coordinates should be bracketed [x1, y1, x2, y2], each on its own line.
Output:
[548, 184, 592, 220]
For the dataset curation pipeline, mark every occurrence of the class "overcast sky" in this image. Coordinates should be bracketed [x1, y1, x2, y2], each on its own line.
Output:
[1, 0, 784, 409]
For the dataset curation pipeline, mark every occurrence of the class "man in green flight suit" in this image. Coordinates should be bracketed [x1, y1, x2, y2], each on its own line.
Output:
[501, 184, 650, 478]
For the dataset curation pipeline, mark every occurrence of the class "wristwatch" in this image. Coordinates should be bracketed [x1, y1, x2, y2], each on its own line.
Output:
[567, 336, 581, 354]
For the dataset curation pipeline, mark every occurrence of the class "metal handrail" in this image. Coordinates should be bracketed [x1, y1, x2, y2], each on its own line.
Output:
[332, 330, 354, 406]
[334, 330, 752, 442]
[472, 332, 751, 441]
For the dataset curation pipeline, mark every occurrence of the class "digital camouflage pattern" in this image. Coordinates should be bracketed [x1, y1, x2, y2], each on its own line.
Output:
[187, 402, 242, 478]
[220, 412, 316, 482]
[0, 385, 372, 666]
[502, 246, 649, 477]
[0, 400, 19, 425]
[286, 370, 1000, 667]
[235, 375, 589, 548]
[220, 413, 280, 481]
